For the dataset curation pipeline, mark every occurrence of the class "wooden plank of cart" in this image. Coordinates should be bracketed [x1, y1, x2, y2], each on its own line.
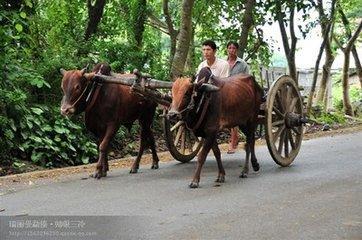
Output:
[94, 70, 307, 167]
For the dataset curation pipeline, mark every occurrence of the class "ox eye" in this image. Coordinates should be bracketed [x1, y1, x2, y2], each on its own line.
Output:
[74, 85, 80, 91]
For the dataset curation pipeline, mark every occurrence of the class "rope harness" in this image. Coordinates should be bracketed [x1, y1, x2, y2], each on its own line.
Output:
[68, 68, 104, 113]
[182, 75, 213, 131]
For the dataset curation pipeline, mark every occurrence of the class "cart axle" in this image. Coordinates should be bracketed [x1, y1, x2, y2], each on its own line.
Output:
[285, 112, 308, 128]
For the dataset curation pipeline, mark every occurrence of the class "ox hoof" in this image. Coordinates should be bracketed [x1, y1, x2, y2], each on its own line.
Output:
[239, 173, 248, 178]
[215, 176, 225, 183]
[129, 168, 138, 174]
[189, 182, 199, 188]
[91, 171, 107, 179]
[252, 162, 260, 172]
[151, 163, 159, 170]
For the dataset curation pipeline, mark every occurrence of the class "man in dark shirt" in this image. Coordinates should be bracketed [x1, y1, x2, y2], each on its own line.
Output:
[226, 41, 250, 154]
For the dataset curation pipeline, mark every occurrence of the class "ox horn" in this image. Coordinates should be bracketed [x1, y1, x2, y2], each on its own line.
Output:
[199, 83, 219, 92]
[80, 64, 90, 75]
[60, 68, 66, 76]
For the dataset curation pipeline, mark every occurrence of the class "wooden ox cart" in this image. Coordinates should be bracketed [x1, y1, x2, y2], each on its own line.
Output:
[94, 70, 307, 167]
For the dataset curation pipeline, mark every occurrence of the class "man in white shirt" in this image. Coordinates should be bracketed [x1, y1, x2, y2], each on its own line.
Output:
[197, 40, 229, 78]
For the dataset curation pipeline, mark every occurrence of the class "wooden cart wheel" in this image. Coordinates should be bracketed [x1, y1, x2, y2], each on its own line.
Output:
[163, 109, 203, 163]
[265, 75, 304, 166]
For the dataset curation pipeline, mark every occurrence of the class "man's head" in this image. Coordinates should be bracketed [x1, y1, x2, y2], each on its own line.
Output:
[227, 41, 239, 58]
[202, 40, 217, 62]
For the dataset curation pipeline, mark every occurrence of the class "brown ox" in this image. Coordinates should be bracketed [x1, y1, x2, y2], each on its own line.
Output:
[168, 67, 263, 188]
[60, 63, 159, 178]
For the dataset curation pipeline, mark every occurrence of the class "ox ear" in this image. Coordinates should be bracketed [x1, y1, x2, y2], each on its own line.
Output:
[60, 68, 66, 76]
[199, 83, 219, 93]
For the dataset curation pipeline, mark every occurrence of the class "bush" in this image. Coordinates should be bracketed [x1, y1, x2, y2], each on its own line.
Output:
[316, 111, 346, 125]
[17, 106, 98, 167]
[310, 105, 346, 125]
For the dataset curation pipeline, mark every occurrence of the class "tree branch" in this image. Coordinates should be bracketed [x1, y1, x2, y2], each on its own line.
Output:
[237, 0, 255, 58]
[276, 3, 290, 56]
[338, 5, 352, 37]
[345, 20, 362, 52]
[163, 0, 176, 35]
[84, 0, 107, 41]
[244, 27, 263, 62]
[146, 12, 169, 34]
[332, 34, 344, 51]
[289, 3, 297, 57]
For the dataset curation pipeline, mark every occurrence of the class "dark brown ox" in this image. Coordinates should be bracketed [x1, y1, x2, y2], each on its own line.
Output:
[60, 63, 159, 178]
[168, 67, 263, 188]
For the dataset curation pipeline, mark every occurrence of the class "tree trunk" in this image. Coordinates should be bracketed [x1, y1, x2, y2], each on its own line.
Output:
[185, 26, 195, 73]
[351, 47, 362, 88]
[237, 0, 255, 58]
[306, 41, 324, 114]
[342, 51, 353, 116]
[132, 0, 147, 47]
[276, 2, 298, 83]
[338, 6, 362, 89]
[316, 0, 335, 105]
[170, 0, 194, 80]
[307, 0, 336, 114]
[84, 0, 107, 41]
[163, 0, 178, 68]
[342, 20, 362, 116]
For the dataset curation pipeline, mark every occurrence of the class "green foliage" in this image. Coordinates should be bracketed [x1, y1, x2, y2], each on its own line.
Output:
[0, 1, 96, 169]
[314, 110, 347, 125]
[18, 106, 97, 167]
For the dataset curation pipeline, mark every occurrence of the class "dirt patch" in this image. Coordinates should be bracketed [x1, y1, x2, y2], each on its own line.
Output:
[1, 123, 361, 187]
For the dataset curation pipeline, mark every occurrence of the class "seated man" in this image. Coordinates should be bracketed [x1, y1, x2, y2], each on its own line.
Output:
[197, 40, 229, 78]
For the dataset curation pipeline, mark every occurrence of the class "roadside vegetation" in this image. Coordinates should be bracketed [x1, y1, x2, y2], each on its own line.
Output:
[1, 0, 361, 176]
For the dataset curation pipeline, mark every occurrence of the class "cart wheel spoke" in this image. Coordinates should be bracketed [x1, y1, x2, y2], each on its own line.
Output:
[277, 128, 286, 154]
[174, 125, 184, 146]
[275, 91, 285, 113]
[187, 132, 194, 153]
[272, 119, 284, 127]
[273, 106, 284, 118]
[180, 129, 186, 154]
[291, 126, 301, 135]
[193, 138, 201, 151]
[284, 129, 289, 157]
[285, 85, 291, 107]
[289, 97, 298, 113]
[289, 129, 296, 149]
[170, 120, 183, 132]
[273, 125, 285, 143]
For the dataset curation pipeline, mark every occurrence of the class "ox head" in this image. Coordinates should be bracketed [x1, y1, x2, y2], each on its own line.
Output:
[167, 76, 219, 120]
[60, 66, 93, 116]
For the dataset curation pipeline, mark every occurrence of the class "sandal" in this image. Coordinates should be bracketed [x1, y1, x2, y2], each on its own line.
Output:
[227, 148, 236, 154]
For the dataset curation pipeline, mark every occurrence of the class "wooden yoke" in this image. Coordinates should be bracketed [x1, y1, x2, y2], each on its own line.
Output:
[94, 70, 173, 107]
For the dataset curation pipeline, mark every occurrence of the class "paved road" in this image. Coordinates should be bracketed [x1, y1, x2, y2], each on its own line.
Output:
[1, 131, 361, 240]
